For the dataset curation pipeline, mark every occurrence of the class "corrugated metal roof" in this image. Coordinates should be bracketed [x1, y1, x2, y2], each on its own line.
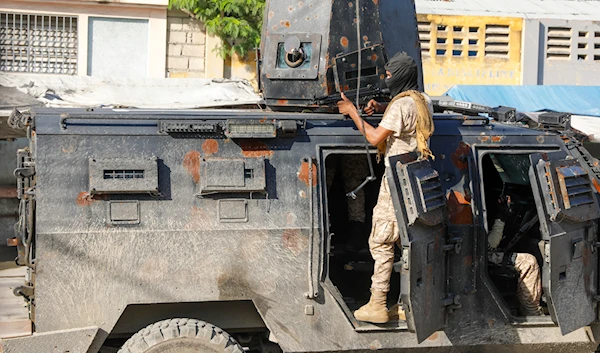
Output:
[415, 0, 600, 20]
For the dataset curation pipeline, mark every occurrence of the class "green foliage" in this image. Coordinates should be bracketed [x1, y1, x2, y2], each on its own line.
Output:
[169, 0, 265, 59]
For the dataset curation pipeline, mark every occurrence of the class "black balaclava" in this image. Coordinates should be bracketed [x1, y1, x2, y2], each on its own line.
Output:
[384, 52, 419, 97]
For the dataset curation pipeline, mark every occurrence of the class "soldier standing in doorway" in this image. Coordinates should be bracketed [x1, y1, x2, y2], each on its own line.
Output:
[336, 52, 435, 324]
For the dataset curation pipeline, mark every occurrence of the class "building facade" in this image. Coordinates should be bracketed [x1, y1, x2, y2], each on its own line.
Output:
[0, 0, 168, 78]
[0, 0, 232, 79]
[415, 0, 600, 95]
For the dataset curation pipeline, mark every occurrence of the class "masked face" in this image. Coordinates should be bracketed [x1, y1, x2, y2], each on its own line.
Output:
[384, 52, 419, 97]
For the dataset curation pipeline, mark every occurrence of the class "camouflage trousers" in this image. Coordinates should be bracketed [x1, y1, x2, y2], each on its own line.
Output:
[368, 219, 401, 293]
[326, 154, 369, 223]
[488, 252, 544, 315]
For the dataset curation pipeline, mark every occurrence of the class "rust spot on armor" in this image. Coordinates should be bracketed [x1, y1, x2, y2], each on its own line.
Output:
[0, 188, 17, 198]
[282, 229, 308, 256]
[7, 237, 19, 247]
[340, 36, 349, 47]
[268, 10, 274, 19]
[463, 255, 473, 267]
[592, 178, 600, 193]
[240, 140, 274, 158]
[278, 99, 288, 105]
[183, 150, 201, 183]
[202, 139, 219, 156]
[76, 192, 106, 206]
[371, 54, 378, 61]
[478, 136, 490, 143]
[427, 332, 439, 341]
[62, 145, 76, 153]
[368, 340, 382, 350]
[76, 192, 94, 207]
[363, 35, 369, 41]
[536, 135, 545, 144]
[451, 142, 470, 170]
[447, 190, 473, 225]
[372, 0, 379, 4]
[491, 136, 504, 143]
[285, 21, 290, 28]
[298, 160, 318, 187]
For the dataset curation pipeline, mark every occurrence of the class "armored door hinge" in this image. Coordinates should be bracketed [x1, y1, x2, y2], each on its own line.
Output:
[443, 238, 463, 255]
[14, 166, 35, 179]
[441, 294, 462, 313]
[13, 285, 34, 299]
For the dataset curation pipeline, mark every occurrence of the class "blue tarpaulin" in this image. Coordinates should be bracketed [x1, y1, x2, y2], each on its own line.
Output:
[444, 85, 600, 117]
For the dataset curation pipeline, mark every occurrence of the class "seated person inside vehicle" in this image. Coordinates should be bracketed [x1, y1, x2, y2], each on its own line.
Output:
[482, 153, 546, 317]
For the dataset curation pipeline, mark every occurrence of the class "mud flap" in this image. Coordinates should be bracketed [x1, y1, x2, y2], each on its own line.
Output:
[529, 151, 600, 335]
[387, 156, 448, 343]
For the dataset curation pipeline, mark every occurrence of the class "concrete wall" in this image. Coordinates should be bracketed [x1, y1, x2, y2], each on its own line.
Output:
[417, 14, 523, 96]
[523, 19, 600, 86]
[88, 17, 149, 78]
[166, 10, 206, 78]
[0, 0, 167, 78]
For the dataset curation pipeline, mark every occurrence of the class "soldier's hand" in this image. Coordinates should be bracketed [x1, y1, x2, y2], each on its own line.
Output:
[364, 99, 381, 116]
[337, 92, 358, 117]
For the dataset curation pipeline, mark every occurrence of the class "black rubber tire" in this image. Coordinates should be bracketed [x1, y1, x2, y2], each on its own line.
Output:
[117, 318, 245, 353]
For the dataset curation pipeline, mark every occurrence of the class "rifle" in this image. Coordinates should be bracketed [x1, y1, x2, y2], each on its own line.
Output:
[314, 86, 390, 106]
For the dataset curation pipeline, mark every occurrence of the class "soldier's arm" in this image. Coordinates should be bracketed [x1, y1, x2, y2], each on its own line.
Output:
[337, 93, 393, 146]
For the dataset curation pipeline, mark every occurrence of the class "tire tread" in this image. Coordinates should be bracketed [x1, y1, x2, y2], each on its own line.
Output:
[117, 318, 244, 353]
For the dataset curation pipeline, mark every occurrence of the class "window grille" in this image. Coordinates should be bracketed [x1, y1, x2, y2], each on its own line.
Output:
[546, 27, 571, 60]
[418, 21, 431, 56]
[485, 24, 510, 58]
[0, 12, 77, 74]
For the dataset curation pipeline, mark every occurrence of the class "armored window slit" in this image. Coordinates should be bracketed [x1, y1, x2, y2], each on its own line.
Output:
[103, 170, 145, 180]
[89, 157, 158, 194]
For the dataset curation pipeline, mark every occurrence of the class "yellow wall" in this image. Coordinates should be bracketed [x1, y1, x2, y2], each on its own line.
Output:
[418, 14, 522, 96]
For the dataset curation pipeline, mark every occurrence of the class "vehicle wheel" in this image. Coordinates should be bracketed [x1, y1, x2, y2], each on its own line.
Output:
[118, 318, 244, 353]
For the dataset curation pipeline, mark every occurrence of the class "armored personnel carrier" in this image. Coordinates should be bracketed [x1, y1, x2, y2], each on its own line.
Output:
[2, 0, 600, 352]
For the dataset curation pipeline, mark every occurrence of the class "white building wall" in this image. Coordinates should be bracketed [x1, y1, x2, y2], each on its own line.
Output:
[0, 0, 167, 78]
[522, 18, 600, 86]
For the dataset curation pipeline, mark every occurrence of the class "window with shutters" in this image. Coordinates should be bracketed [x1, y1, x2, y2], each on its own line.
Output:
[418, 21, 432, 57]
[0, 12, 78, 74]
[416, 20, 483, 58]
[546, 27, 571, 60]
[595, 33, 600, 61]
[485, 24, 510, 58]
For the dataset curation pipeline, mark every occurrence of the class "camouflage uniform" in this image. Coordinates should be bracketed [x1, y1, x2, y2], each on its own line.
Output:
[488, 220, 544, 316]
[326, 154, 368, 223]
[369, 94, 433, 293]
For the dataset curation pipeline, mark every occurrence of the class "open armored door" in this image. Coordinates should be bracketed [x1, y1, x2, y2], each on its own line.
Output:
[529, 151, 600, 335]
[387, 155, 448, 343]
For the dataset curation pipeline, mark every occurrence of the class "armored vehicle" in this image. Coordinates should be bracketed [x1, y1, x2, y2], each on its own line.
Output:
[3, 0, 600, 352]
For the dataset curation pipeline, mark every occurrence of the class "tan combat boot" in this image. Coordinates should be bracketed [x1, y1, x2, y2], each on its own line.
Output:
[388, 303, 406, 321]
[354, 290, 389, 323]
